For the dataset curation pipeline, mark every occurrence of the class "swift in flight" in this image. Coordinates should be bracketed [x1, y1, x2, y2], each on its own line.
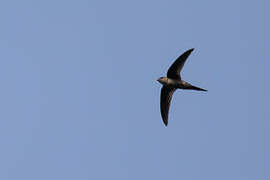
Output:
[158, 48, 207, 126]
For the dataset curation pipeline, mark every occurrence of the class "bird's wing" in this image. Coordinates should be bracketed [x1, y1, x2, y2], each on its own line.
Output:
[160, 86, 176, 126]
[167, 48, 194, 80]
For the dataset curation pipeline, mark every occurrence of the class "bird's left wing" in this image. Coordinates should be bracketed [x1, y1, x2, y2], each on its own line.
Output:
[167, 48, 194, 80]
[160, 86, 176, 126]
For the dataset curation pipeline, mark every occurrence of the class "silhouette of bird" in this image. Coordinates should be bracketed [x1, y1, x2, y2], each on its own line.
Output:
[157, 48, 207, 126]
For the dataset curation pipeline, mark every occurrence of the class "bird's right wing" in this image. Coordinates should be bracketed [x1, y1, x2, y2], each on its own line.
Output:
[160, 86, 176, 126]
[167, 48, 194, 80]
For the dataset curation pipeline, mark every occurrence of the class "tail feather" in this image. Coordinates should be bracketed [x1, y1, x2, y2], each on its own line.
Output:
[189, 85, 207, 91]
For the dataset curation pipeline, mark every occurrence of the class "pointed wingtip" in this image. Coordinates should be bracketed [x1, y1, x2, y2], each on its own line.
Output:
[163, 120, 168, 126]
[184, 48, 194, 55]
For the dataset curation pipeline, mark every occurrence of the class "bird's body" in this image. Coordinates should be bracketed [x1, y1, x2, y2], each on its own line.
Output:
[158, 48, 207, 126]
[158, 77, 207, 91]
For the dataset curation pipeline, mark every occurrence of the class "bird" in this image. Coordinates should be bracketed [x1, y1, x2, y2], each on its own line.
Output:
[157, 48, 207, 126]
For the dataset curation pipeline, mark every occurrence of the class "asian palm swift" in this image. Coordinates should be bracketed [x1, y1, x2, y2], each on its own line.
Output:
[157, 48, 207, 126]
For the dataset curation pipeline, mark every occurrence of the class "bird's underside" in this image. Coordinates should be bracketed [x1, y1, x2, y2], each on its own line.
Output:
[158, 48, 207, 126]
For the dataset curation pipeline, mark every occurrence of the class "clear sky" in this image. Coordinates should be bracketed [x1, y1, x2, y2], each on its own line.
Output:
[0, 0, 269, 179]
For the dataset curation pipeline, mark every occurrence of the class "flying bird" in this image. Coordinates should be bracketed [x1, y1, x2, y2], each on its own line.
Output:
[157, 48, 207, 126]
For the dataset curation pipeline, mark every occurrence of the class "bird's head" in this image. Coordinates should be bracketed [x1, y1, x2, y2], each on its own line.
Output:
[157, 77, 167, 85]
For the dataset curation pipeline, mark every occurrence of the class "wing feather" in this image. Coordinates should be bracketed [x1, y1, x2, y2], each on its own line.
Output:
[160, 86, 176, 126]
[167, 48, 194, 80]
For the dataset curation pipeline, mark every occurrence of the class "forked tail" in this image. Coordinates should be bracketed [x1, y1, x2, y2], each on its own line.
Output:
[189, 85, 207, 91]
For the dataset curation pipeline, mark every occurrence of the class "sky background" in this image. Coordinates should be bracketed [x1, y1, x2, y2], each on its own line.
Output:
[0, 0, 269, 179]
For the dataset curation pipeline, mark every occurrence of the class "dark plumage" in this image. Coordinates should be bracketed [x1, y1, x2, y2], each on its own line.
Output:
[157, 48, 207, 126]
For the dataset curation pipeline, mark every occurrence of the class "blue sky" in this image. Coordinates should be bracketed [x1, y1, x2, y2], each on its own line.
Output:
[0, 0, 269, 179]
